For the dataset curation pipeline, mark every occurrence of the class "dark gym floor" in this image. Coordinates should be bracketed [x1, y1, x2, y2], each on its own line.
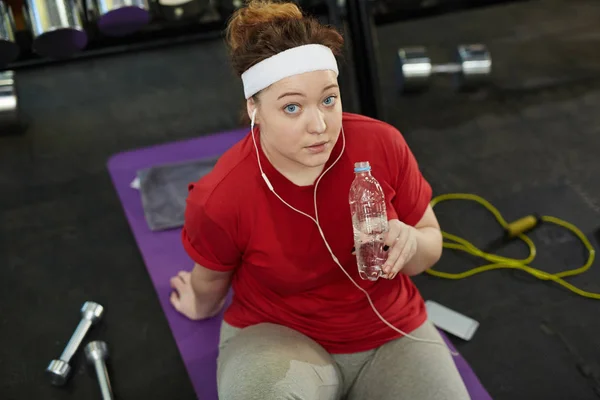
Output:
[2, 0, 600, 399]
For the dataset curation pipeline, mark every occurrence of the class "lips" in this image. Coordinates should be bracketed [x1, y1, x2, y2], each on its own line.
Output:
[307, 141, 328, 148]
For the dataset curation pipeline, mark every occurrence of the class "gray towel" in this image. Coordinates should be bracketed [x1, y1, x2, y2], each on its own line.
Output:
[137, 157, 219, 231]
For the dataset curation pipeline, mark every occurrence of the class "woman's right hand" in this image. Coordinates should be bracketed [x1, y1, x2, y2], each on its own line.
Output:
[169, 270, 223, 320]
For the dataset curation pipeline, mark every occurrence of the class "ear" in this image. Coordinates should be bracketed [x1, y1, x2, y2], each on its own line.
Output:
[246, 98, 257, 124]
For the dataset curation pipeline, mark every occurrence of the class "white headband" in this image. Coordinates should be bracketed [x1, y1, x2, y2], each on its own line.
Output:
[241, 44, 339, 99]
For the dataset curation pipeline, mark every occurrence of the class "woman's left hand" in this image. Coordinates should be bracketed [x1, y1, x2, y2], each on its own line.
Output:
[381, 219, 418, 279]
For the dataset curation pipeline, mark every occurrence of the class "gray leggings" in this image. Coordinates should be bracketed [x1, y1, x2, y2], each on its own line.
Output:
[217, 320, 471, 400]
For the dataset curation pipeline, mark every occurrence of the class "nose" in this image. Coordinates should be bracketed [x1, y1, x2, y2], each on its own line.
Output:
[307, 109, 326, 135]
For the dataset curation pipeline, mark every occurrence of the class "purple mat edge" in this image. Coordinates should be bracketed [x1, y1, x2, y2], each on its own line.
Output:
[106, 128, 492, 400]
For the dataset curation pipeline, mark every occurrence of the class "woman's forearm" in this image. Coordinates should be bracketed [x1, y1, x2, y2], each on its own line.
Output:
[190, 264, 232, 318]
[402, 226, 443, 276]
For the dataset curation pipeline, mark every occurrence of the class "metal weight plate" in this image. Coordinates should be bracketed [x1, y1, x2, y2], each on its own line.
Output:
[0, 1, 20, 66]
[454, 44, 492, 90]
[92, 0, 151, 37]
[396, 46, 432, 93]
[26, 0, 88, 59]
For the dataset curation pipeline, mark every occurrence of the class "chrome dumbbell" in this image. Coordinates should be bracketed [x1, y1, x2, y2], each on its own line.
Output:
[397, 44, 492, 93]
[85, 341, 114, 400]
[46, 301, 104, 386]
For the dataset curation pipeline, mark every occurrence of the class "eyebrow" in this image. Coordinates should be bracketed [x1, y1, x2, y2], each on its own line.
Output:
[277, 84, 339, 100]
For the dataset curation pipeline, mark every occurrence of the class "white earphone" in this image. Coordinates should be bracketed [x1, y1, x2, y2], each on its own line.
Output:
[248, 108, 455, 355]
[251, 108, 274, 191]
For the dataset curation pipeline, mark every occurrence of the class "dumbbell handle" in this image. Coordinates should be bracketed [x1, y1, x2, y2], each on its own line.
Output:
[92, 359, 114, 400]
[431, 63, 463, 74]
[59, 318, 92, 362]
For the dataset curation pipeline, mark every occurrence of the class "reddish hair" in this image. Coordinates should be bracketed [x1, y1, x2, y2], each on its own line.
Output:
[225, 0, 345, 122]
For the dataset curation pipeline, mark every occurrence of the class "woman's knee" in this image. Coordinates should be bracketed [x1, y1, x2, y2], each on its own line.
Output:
[217, 323, 342, 400]
[347, 321, 470, 400]
[219, 358, 340, 400]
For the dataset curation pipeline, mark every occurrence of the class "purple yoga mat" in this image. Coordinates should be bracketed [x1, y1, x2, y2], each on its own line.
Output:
[107, 128, 492, 400]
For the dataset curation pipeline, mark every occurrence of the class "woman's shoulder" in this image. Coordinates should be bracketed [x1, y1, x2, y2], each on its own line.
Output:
[342, 112, 407, 149]
[342, 112, 397, 129]
[186, 134, 258, 212]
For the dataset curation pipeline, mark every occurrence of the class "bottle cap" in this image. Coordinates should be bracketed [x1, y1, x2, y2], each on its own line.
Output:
[354, 161, 371, 173]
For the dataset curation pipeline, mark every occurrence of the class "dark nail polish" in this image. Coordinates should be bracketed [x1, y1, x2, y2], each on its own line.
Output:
[383, 245, 389, 251]
[351, 247, 355, 253]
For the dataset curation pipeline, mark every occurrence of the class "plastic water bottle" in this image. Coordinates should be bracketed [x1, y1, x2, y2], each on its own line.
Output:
[349, 161, 389, 281]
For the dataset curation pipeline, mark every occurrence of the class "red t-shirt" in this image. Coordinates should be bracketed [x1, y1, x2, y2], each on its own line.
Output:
[182, 112, 432, 354]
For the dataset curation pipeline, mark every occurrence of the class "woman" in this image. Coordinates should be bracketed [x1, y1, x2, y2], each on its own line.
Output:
[169, 1, 470, 399]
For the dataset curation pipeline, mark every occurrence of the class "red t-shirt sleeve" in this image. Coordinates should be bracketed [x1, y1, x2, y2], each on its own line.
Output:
[181, 185, 242, 272]
[387, 127, 433, 226]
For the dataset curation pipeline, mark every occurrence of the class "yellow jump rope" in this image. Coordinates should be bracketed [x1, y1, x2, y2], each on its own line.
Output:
[427, 193, 599, 300]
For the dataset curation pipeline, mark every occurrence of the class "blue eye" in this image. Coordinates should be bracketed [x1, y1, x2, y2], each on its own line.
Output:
[323, 96, 336, 106]
[284, 104, 299, 114]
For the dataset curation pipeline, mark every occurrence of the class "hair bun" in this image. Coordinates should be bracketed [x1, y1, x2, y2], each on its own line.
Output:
[226, 0, 304, 52]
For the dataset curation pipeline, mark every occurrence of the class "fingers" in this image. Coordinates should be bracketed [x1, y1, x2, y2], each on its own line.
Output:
[170, 291, 181, 311]
[389, 234, 416, 279]
[170, 275, 185, 291]
[169, 270, 196, 316]
[170, 271, 190, 289]
[178, 270, 190, 282]
[384, 220, 402, 250]
[383, 224, 409, 275]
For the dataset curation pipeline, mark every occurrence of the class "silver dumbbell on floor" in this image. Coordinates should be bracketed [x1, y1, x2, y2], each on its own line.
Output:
[397, 44, 492, 93]
[46, 301, 104, 386]
[85, 341, 114, 400]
